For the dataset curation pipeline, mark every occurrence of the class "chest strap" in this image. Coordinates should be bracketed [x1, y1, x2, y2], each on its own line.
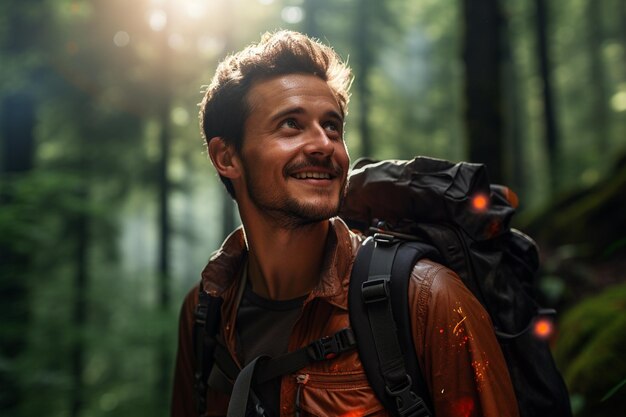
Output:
[209, 327, 357, 393]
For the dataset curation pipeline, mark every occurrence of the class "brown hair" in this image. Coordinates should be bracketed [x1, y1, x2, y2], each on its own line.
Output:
[199, 30, 353, 198]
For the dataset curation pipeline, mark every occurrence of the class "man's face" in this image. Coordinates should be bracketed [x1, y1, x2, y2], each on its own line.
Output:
[235, 73, 350, 228]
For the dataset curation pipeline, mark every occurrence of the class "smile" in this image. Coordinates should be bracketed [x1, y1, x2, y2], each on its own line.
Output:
[292, 172, 333, 180]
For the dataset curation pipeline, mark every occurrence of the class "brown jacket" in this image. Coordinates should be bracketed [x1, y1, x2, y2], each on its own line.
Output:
[172, 218, 519, 417]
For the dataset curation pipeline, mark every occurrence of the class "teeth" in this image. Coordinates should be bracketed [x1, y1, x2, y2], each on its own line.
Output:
[293, 172, 331, 179]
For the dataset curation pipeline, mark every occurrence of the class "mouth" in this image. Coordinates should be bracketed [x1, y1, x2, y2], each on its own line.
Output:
[286, 159, 344, 187]
[291, 171, 335, 180]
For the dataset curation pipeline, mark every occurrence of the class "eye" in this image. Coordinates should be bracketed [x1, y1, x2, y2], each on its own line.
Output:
[323, 120, 343, 137]
[280, 118, 299, 130]
[324, 121, 338, 131]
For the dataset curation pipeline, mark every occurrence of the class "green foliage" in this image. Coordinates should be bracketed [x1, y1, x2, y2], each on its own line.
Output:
[554, 283, 626, 416]
[2, 0, 625, 416]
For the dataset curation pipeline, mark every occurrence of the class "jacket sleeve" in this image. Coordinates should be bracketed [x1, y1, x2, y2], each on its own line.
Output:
[409, 260, 520, 417]
[171, 285, 200, 417]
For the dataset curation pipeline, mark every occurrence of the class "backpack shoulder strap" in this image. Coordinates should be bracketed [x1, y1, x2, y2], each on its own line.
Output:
[193, 286, 223, 415]
[349, 234, 438, 417]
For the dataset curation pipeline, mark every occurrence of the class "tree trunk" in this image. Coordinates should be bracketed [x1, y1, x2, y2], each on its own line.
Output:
[501, 17, 526, 198]
[586, 0, 610, 154]
[70, 184, 89, 417]
[354, 0, 373, 157]
[158, 100, 171, 313]
[534, 0, 559, 191]
[0, 91, 36, 414]
[0, 7, 45, 415]
[156, 101, 172, 412]
[0, 94, 36, 173]
[621, 0, 626, 80]
[303, 0, 322, 39]
[156, 7, 173, 408]
[461, 0, 505, 184]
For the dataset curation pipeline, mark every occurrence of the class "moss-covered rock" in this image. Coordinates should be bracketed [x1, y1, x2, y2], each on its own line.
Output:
[520, 155, 626, 261]
[554, 283, 626, 416]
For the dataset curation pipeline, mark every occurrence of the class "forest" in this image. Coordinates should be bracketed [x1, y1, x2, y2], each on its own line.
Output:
[0, 0, 624, 416]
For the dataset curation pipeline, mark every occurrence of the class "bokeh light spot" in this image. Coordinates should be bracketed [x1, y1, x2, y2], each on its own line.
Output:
[533, 318, 554, 340]
[183, 0, 207, 18]
[471, 194, 489, 211]
[581, 168, 600, 186]
[611, 91, 626, 112]
[99, 392, 119, 411]
[171, 107, 189, 126]
[149, 9, 167, 32]
[281, 6, 304, 24]
[71, 2, 82, 14]
[113, 31, 130, 47]
[197, 36, 225, 58]
[453, 397, 475, 417]
[503, 186, 519, 208]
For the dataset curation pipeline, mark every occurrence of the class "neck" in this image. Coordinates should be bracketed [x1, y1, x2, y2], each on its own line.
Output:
[241, 215, 330, 301]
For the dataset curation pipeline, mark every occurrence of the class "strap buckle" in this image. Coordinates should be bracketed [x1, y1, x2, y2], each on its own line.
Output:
[194, 291, 212, 327]
[385, 375, 430, 417]
[373, 232, 395, 245]
[194, 303, 208, 327]
[308, 328, 356, 361]
[361, 278, 390, 304]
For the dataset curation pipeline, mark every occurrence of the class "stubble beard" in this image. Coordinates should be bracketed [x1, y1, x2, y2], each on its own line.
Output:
[244, 171, 347, 230]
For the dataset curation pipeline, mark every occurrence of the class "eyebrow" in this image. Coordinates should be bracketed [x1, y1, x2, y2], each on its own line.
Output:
[269, 107, 344, 124]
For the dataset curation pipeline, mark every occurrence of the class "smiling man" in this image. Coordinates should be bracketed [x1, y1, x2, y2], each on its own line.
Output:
[171, 30, 519, 417]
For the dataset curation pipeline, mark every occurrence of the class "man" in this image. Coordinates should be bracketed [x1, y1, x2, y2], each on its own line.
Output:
[172, 30, 519, 417]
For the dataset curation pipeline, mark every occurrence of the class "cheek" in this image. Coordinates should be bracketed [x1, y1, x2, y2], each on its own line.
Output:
[255, 138, 303, 158]
[242, 141, 300, 178]
[336, 142, 350, 170]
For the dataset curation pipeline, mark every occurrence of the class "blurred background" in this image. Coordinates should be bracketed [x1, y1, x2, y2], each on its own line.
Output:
[0, 0, 624, 416]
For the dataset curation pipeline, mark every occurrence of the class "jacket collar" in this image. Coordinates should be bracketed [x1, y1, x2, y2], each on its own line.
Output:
[200, 217, 362, 310]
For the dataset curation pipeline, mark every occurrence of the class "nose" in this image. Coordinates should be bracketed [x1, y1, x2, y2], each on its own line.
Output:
[303, 123, 335, 158]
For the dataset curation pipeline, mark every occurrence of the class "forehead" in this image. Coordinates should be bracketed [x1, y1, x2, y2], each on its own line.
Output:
[245, 73, 342, 120]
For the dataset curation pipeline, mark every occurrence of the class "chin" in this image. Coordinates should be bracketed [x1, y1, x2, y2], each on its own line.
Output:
[286, 199, 340, 223]
[302, 196, 340, 214]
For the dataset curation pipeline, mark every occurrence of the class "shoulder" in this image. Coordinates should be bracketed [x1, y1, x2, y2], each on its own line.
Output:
[408, 260, 520, 417]
[408, 259, 494, 352]
[410, 259, 480, 306]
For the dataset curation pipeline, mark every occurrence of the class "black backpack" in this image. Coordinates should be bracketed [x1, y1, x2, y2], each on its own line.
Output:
[342, 156, 572, 417]
[191, 156, 572, 417]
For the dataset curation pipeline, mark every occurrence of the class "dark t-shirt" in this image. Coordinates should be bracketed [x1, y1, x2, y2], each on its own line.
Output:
[236, 283, 306, 417]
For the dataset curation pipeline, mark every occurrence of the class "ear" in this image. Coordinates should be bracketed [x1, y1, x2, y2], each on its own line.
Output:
[208, 137, 242, 179]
